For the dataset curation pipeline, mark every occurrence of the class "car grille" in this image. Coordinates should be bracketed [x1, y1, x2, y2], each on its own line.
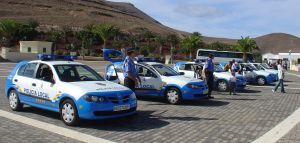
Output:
[94, 107, 136, 116]
[108, 95, 130, 104]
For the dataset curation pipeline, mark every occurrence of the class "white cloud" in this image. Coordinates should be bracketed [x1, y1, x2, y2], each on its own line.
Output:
[107, 0, 300, 38]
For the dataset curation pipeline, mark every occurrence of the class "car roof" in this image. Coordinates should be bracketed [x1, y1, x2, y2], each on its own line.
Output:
[29, 60, 84, 66]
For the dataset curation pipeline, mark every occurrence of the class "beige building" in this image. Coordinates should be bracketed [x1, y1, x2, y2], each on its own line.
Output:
[20, 41, 52, 54]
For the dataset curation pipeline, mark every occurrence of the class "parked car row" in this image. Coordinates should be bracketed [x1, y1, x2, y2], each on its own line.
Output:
[5, 50, 279, 126]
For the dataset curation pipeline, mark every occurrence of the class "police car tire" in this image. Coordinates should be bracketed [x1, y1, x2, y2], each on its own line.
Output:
[8, 90, 23, 111]
[60, 99, 80, 126]
[217, 80, 228, 92]
[257, 76, 266, 85]
[165, 87, 182, 104]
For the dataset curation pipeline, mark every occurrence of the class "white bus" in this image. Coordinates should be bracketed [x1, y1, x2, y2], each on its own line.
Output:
[196, 49, 254, 63]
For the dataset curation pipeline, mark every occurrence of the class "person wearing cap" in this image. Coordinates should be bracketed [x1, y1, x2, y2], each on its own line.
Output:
[204, 53, 215, 99]
[123, 48, 140, 92]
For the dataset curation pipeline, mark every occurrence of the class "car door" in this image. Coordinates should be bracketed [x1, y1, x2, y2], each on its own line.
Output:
[136, 65, 162, 96]
[241, 64, 256, 82]
[35, 63, 58, 108]
[178, 64, 195, 78]
[104, 63, 120, 84]
[13, 62, 39, 103]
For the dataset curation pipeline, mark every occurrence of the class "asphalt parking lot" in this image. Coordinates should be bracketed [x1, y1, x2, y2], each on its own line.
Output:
[1, 61, 300, 143]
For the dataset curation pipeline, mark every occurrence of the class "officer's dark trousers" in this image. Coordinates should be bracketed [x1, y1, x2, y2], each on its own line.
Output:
[205, 72, 214, 96]
[124, 77, 135, 92]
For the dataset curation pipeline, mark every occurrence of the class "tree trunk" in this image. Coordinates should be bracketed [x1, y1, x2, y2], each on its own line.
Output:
[159, 45, 163, 55]
[243, 52, 247, 63]
[170, 45, 174, 64]
[102, 40, 106, 48]
[189, 52, 192, 61]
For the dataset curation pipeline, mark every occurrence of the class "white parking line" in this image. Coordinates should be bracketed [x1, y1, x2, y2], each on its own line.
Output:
[247, 85, 300, 90]
[0, 110, 115, 143]
[252, 107, 300, 143]
[286, 72, 300, 78]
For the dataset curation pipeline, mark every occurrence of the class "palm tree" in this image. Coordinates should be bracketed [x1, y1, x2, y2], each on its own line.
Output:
[167, 34, 180, 64]
[17, 19, 39, 41]
[154, 35, 165, 55]
[61, 26, 73, 44]
[75, 29, 95, 59]
[237, 36, 258, 62]
[0, 19, 20, 47]
[143, 30, 155, 47]
[181, 33, 202, 60]
[93, 24, 116, 48]
[47, 29, 62, 54]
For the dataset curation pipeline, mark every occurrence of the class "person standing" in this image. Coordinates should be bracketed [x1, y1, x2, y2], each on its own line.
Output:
[123, 48, 140, 92]
[204, 54, 215, 99]
[229, 72, 237, 95]
[272, 59, 286, 93]
[224, 61, 232, 72]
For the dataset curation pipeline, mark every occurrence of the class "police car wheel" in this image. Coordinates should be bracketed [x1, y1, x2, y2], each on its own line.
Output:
[217, 80, 228, 92]
[60, 99, 79, 126]
[257, 77, 266, 85]
[8, 90, 23, 111]
[166, 87, 181, 104]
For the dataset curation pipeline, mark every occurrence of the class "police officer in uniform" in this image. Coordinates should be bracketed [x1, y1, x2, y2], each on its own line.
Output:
[204, 54, 215, 99]
[123, 48, 140, 91]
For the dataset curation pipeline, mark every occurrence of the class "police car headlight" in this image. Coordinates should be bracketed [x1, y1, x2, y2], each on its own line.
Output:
[187, 84, 201, 89]
[130, 93, 136, 99]
[83, 95, 105, 102]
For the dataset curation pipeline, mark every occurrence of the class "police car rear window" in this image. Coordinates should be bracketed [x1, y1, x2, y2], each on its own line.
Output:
[18, 63, 37, 78]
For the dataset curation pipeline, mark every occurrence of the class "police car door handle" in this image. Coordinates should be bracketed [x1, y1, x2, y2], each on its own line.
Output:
[14, 79, 18, 82]
[32, 83, 36, 87]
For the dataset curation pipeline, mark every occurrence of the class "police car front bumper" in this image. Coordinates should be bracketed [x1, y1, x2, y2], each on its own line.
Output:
[181, 85, 208, 100]
[76, 97, 137, 120]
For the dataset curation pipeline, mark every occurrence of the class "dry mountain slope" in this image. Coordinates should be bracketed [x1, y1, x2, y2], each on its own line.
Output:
[255, 33, 300, 54]
[0, 0, 299, 54]
[0, 0, 187, 36]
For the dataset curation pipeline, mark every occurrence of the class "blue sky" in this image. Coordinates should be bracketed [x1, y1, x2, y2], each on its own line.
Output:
[108, 0, 300, 39]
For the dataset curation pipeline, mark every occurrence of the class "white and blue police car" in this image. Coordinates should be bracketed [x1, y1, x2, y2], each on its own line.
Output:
[105, 62, 209, 104]
[5, 55, 137, 126]
[250, 63, 278, 81]
[174, 62, 247, 92]
[238, 63, 276, 85]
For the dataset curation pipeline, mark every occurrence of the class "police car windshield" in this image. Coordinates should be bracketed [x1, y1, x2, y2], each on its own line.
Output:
[214, 64, 224, 72]
[247, 64, 258, 71]
[152, 64, 178, 76]
[261, 63, 271, 69]
[54, 65, 104, 82]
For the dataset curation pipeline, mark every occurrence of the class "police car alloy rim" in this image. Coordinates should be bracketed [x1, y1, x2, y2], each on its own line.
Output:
[167, 89, 179, 104]
[62, 103, 75, 123]
[218, 81, 227, 91]
[257, 77, 265, 85]
[9, 92, 18, 109]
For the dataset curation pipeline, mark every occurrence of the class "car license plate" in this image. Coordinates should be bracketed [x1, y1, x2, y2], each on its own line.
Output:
[114, 104, 130, 111]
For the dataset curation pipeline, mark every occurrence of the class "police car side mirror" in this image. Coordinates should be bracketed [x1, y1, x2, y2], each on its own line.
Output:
[50, 78, 56, 84]
[179, 72, 185, 75]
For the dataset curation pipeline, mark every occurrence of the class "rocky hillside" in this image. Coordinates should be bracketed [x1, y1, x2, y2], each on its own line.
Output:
[0, 0, 187, 36]
[0, 0, 299, 54]
[255, 33, 300, 54]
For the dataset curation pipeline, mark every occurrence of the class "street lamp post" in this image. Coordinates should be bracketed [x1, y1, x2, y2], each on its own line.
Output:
[288, 50, 292, 70]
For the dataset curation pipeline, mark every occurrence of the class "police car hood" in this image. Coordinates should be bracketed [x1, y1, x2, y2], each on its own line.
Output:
[214, 72, 244, 80]
[161, 75, 205, 87]
[60, 81, 130, 96]
[265, 69, 278, 74]
[253, 70, 271, 76]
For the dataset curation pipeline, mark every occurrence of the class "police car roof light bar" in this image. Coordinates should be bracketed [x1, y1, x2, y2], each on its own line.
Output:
[37, 54, 77, 61]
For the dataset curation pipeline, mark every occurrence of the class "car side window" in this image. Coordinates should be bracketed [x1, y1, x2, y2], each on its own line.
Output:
[179, 65, 185, 70]
[17, 65, 26, 76]
[184, 64, 193, 71]
[36, 63, 54, 82]
[21, 63, 38, 78]
[137, 66, 157, 78]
